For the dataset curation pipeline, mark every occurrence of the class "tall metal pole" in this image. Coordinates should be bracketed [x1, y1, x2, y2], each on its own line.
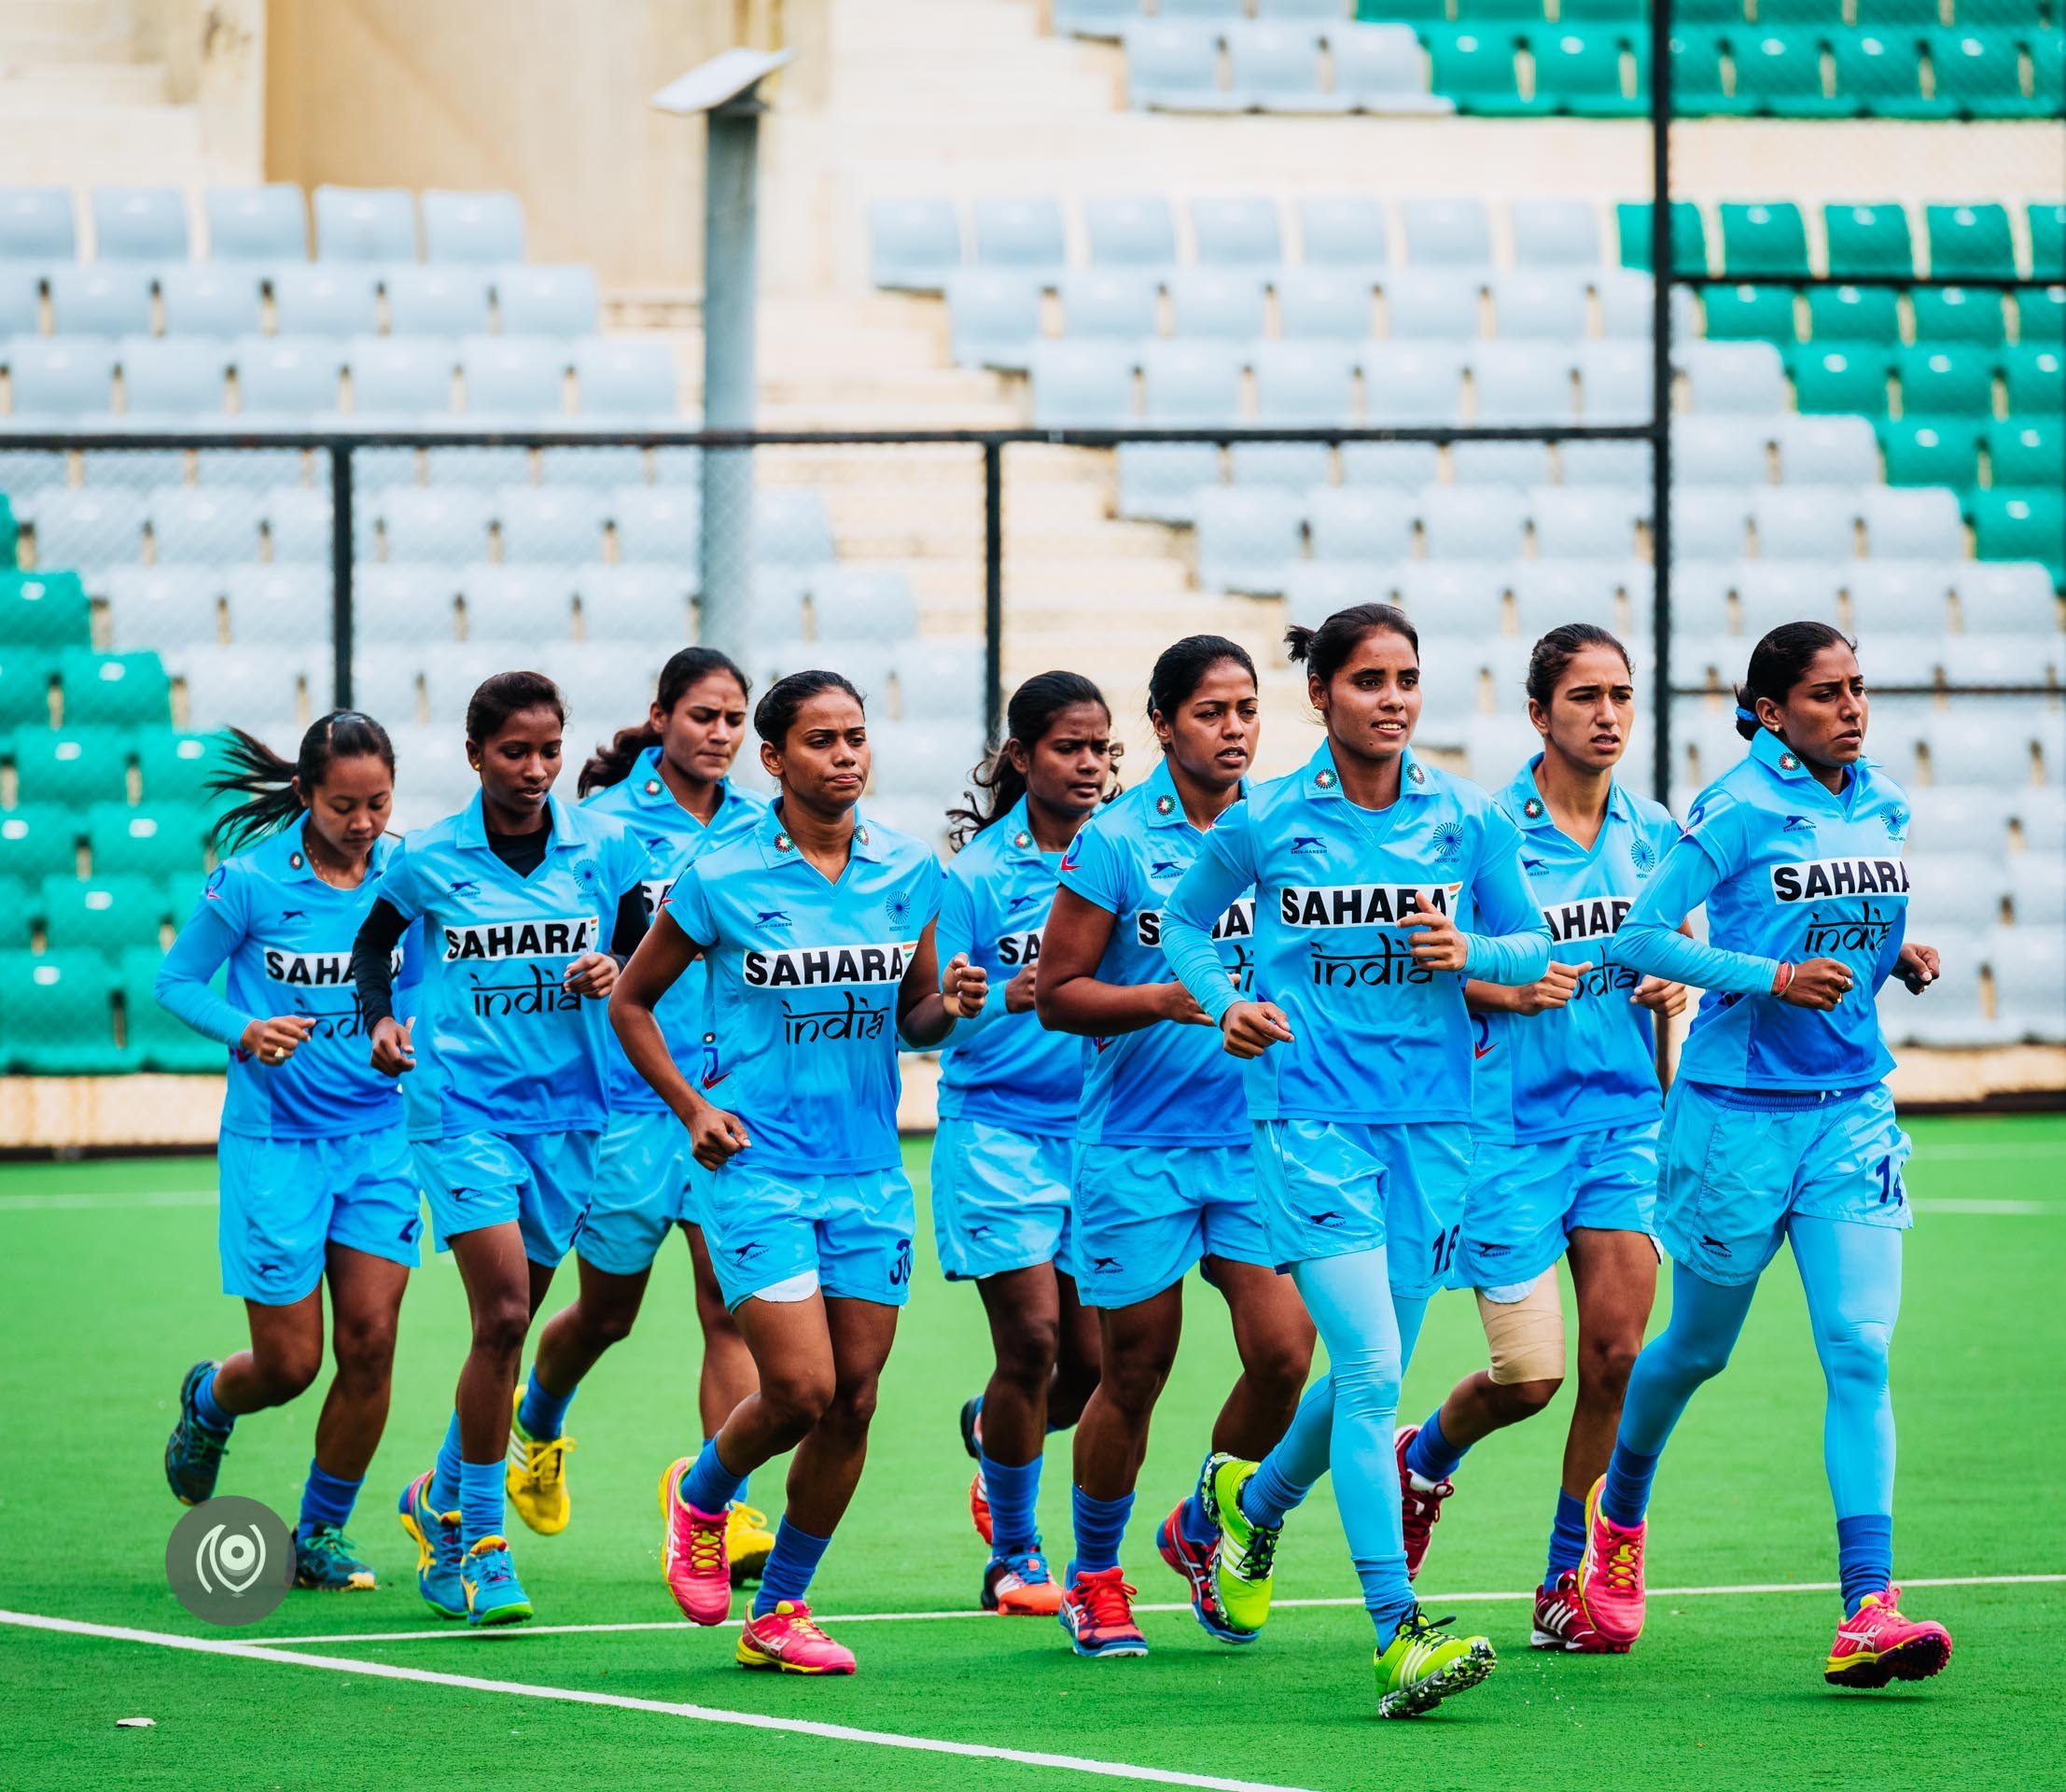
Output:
[329, 445, 355, 709]
[699, 91, 763, 663]
[984, 441, 1004, 746]
[1648, 0, 1675, 812]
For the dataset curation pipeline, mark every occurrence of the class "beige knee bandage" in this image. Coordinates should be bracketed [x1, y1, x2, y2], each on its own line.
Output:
[1476, 1271, 1567, 1385]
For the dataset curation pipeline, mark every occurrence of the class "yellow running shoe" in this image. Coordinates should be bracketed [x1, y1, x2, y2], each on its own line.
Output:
[505, 1389, 576, 1535]
[1199, 1452, 1278, 1637]
[1375, 1608, 1497, 1719]
[726, 1501, 776, 1589]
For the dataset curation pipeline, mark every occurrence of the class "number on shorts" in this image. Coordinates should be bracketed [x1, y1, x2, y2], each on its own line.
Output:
[1877, 1155, 1899, 1206]
[891, 1238, 913, 1287]
[1431, 1225, 1460, 1279]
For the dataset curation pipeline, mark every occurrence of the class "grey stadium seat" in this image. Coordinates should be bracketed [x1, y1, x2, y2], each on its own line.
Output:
[349, 336, 458, 414]
[0, 187, 76, 260]
[421, 189, 525, 264]
[1126, 22, 1235, 112]
[573, 337, 678, 417]
[1490, 271, 1589, 341]
[92, 186, 188, 261]
[1680, 341, 1788, 413]
[206, 185, 306, 262]
[48, 266, 151, 336]
[121, 339, 230, 417]
[379, 489, 495, 562]
[1845, 561, 1952, 632]
[148, 489, 262, 564]
[1116, 443, 1220, 524]
[1167, 268, 1267, 339]
[1421, 485, 1528, 560]
[1253, 341, 1358, 421]
[1227, 21, 1338, 112]
[1674, 416, 1771, 487]
[272, 266, 381, 337]
[496, 265, 600, 336]
[971, 198, 1068, 274]
[1333, 25, 1451, 114]
[814, 567, 920, 641]
[458, 567, 575, 643]
[1143, 339, 1245, 422]
[1362, 343, 1464, 423]
[104, 569, 222, 651]
[1752, 486, 1860, 560]
[1471, 342, 1577, 423]
[1195, 487, 1303, 593]
[1862, 485, 1964, 560]
[612, 488, 702, 564]
[314, 185, 417, 262]
[575, 567, 695, 643]
[1029, 340, 1137, 427]
[224, 567, 332, 648]
[1083, 198, 1179, 270]
[947, 269, 1044, 371]
[1509, 199, 1601, 267]
[1449, 441, 1552, 487]
[462, 336, 567, 417]
[237, 336, 345, 417]
[1401, 198, 1492, 267]
[498, 488, 606, 565]
[1774, 413, 1881, 485]
[34, 489, 146, 568]
[1060, 270, 1161, 341]
[387, 266, 493, 337]
[1385, 269, 1485, 341]
[159, 266, 264, 339]
[1295, 194, 1389, 271]
[1308, 486, 1414, 561]
[1531, 485, 1641, 559]
[869, 199, 961, 291]
[1190, 196, 1283, 266]
[1277, 269, 1375, 339]
[1956, 561, 2058, 632]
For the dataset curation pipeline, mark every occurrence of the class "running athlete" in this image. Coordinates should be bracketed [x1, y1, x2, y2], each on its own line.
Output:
[350, 671, 649, 1627]
[158, 714, 416, 1594]
[506, 649, 775, 1586]
[1578, 623, 1951, 1690]
[612, 669, 982, 1676]
[936, 672, 1116, 1617]
[1393, 624, 1687, 1652]
[1163, 606, 1553, 1718]
[1035, 636, 1316, 1659]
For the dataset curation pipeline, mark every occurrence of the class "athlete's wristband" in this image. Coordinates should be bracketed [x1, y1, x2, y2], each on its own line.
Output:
[1771, 960, 1796, 996]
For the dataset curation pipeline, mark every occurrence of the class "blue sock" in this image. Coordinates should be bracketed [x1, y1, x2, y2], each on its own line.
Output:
[430, 1412, 464, 1514]
[1545, 1489, 1587, 1589]
[298, 1461, 361, 1538]
[192, 1365, 233, 1433]
[753, 1519, 831, 1617]
[705, 1437, 748, 1510]
[458, 1458, 505, 1550]
[981, 1451, 1042, 1558]
[1403, 1408, 1464, 1484]
[517, 1365, 574, 1443]
[1836, 1513, 1893, 1616]
[679, 1436, 747, 1516]
[1599, 1444, 1661, 1529]
[1067, 1485, 1134, 1583]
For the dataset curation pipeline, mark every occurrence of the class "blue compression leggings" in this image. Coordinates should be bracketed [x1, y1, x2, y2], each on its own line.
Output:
[1237, 1247, 1429, 1639]
[1607, 1217, 1901, 1531]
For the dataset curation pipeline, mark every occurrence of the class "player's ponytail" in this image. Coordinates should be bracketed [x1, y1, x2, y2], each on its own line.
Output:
[1147, 635, 1257, 731]
[1734, 622, 1853, 740]
[754, 668, 863, 746]
[1285, 603, 1417, 688]
[579, 647, 750, 797]
[208, 710, 396, 856]
[1525, 623, 1629, 708]
[947, 670, 1115, 850]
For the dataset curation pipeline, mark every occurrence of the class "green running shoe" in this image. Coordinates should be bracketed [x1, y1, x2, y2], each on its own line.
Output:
[295, 1523, 378, 1591]
[1197, 1452, 1278, 1637]
[1375, 1608, 1497, 1719]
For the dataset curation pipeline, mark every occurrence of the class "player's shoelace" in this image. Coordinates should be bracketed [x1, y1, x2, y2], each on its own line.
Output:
[178, 1414, 230, 1474]
[469, 1539, 518, 1587]
[1599, 1533, 1643, 1593]
[729, 1501, 771, 1533]
[517, 1433, 572, 1487]
[1077, 1575, 1140, 1631]
[1397, 1609, 1460, 1653]
[1236, 1519, 1279, 1582]
[764, 1604, 833, 1650]
[300, 1525, 361, 1570]
[686, 1506, 727, 1575]
[1003, 1550, 1054, 1587]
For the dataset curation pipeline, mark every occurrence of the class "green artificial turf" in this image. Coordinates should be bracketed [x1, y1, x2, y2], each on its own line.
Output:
[2, 1116, 2060, 1790]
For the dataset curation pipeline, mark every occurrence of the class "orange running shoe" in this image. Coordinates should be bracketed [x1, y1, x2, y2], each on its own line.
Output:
[960, 1396, 992, 1546]
[658, 1455, 732, 1625]
[736, 1600, 858, 1674]
[1825, 1587, 1953, 1689]
[984, 1548, 1064, 1616]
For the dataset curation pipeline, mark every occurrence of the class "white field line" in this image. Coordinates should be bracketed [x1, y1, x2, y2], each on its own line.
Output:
[244, 1572, 2066, 1649]
[0, 1607, 1315, 1792]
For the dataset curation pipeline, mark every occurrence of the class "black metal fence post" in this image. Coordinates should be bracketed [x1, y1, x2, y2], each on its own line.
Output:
[1649, 0, 1675, 812]
[329, 445, 356, 710]
[984, 438, 1004, 746]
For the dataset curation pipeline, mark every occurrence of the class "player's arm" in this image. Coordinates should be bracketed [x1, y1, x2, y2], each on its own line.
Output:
[350, 896, 417, 1074]
[608, 906, 741, 1167]
[1411, 819, 1554, 983]
[929, 869, 1011, 1046]
[1036, 887, 1206, 1036]
[1163, 808, 1285, 1058]
[154, 874, 300, 1061]
[900, 917, 983, 1048]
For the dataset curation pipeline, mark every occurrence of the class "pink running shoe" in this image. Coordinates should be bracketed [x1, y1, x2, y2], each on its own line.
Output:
[1825, 1587, 1953, 1688]
[736, 1600, 857, 1674]
[658, 1455, 732, 1625]
[1577, 1475, 1646, 1649]
[1393, 1424, 1453, 1580]
[1532, 1570, 1624, 1654]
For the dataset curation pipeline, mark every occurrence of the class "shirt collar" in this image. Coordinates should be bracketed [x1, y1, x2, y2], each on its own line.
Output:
[757, 798, 886, 867]
[1300, 737, 1431, 802]
[995, 793, 1045, 861]
[1144, 754, 1252, 828]
[258, 819, 319, 882]
[1504, 757, 1641, 833]
[624, 747, 734, 820]
[1748, 725, 1868, 792]
[454, 788, 582, 852]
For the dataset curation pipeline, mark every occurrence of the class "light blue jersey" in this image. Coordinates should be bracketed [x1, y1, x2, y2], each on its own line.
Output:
[582, 750, 766, 1115]
[1620, 728, 1910, 1091]
[1161, 741, 1553, 1127]
[1472, 760, 1680, 1145]
[1054, 758, 1254, 1149]
[663, 804, 945, 1176]
[935, 795, 1080, 1135]
[155, 825, 404, 1141]
[376, 791, 648, 1138]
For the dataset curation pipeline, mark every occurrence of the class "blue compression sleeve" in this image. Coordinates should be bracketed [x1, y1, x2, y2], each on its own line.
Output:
[1791, 1215, 1901, 1523]
[153, 899, 258, 1047]
[1617, 835, 1780, 995]
[1459, 837, 1554, 986]
[1160, 811, 1258, 1026]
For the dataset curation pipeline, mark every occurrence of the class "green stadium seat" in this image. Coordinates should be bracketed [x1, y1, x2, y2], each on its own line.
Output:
[7, 727, 131, 807]
[1878, 417, 1984, 491]
[1853, 0, 1937, 22]
[1927, 30, 2035, 118]
[0, 875, 28, 949]
[1925, 203, 2017, 279]
[1616, 199, 1709, 273]
[2027, 27, 2060, 112]
[1424, 27, 1531, 111]
[0, 652, 55, 732]
[1823, 203, 1916, 277]
[0, 806, 78, 884]
[2022, 287, 2066, 352]
[37, 874, 169, 958]
[1731, 30, 1851, 115]
[1759, 0, 1843, 22]
[0, 571, 90, 651]
[2003, 344, 2064, 414]
[1358, 0, 1451, 21]
[1829, 31, 1945, 117]
[133, 730, 234, 812]
[1674, 0, 1746, 22]
[1559, 0, 1644, 20]
[1719, 201, 1810, 276]
[1702, 282, 1799, 343]
[1911, 285, 2008, 345]
[1988, 419, 2064, 489]
[119, 945, 227, 1073]
[0, 950, 121, 1074]
[86, 802, 207, 881]
[1898, 343, 1997, 414]
[0, 496, 15, 572]
[1973, 488, 2066, 584]
[1807, 283, 1903, 343]
[55, 650, 171, 731]
[2031, 204, 2066, 282]
[1453, 0, 1546, 21]
[1790, 342, 1896, 414]
[1646, 28, 1746, 113]
[1531, 28, 1641, 115]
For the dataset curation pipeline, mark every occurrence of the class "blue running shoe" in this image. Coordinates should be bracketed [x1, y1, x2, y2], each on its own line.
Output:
[165, 1360, 231, 1506]
[462, 1536, 534, 1627]
[397, 1471, 467, 1619]
[295, 1524, 378, 1591]
[1156, 1502, 1253, 1645]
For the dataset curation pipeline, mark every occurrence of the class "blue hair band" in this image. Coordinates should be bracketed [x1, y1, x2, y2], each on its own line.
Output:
[1735, 703, 1759, 725]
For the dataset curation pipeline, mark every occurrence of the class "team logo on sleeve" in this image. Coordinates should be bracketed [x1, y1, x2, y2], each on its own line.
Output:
[203, 865, 228, 900]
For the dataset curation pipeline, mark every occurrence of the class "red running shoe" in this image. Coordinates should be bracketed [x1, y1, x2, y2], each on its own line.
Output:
[1393, 1424, 1454, 1580]
[1532, 1570, 1624, 1654]
[1825, 1587, 1953, 1689]
[1156, 1502, 1251, 1645]
[1058, 1565, 1148, 1658]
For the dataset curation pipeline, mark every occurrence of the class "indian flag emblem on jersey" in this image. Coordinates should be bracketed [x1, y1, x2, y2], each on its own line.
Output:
[1630, 835, 1658, 874]
[1431, 821, 1463, 861]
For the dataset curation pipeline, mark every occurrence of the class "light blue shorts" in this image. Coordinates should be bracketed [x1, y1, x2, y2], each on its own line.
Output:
[930, 1118, 1077, 1282]
[218, 1124, 421, 1305]
[702, 1158, 916, 1310]
[1658, 1079, 1912, 1287]
[1458, 1121, 1661, 1295]
[1071, 1140, 1271, 1310]
[1252, 1118, 1473, 1298]
[416, 1127, 602, 1268]
[578, 1110, 705, 1277]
